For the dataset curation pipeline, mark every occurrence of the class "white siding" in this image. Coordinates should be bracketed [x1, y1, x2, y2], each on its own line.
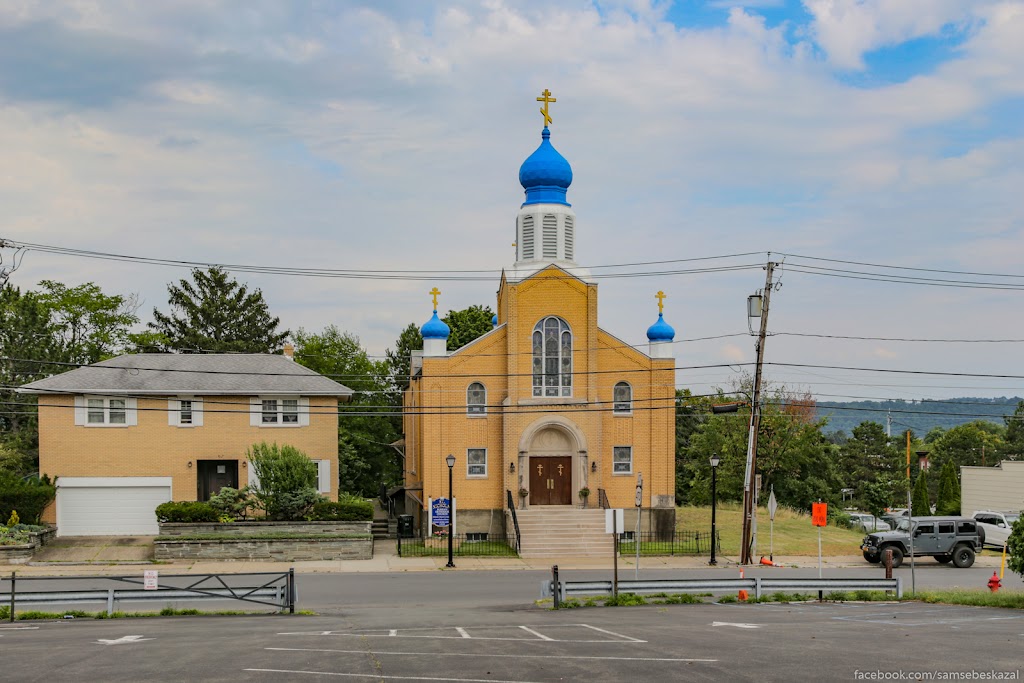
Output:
[961, 461, 1024, 514]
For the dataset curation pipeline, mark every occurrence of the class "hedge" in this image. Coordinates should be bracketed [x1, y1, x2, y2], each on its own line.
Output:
[308, 499, 373, 522]
[0, 472, 56, 524]
[155, 501, 219, 523]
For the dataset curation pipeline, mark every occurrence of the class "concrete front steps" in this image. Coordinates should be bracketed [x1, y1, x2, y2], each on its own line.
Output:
[515, 507, 610, 558]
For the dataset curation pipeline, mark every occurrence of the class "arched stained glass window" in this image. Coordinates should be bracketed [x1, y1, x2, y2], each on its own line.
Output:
[467, 382, 486, 415]
[532, 317, 572, 397]
[613, 382, 632, 414]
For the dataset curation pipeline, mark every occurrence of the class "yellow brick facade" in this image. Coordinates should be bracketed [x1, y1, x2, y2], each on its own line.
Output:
[404, 265, 676, 532]
[37, 394, 340, 522]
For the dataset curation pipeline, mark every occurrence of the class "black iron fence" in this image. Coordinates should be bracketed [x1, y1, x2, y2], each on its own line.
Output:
[615, 530, 720, 556]
[397, 533, 519, 558]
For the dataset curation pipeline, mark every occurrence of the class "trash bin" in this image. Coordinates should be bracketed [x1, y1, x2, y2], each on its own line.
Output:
[397, 515, 414, 538]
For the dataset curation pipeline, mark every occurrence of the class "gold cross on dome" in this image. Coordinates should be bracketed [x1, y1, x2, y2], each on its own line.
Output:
[537, 88, 556, 127]
[656, 290, 666, 314]
[429, 287, 441, 310]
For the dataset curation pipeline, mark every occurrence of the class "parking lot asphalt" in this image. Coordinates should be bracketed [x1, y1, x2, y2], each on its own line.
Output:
[2, 601, 1021, 682]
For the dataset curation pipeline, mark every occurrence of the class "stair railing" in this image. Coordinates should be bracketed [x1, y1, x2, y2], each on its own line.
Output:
[598, 488, 610, 509]
[506, 489, 522, 555]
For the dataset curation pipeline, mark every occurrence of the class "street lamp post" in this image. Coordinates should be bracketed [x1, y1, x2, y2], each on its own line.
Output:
[709, 453, 721, 566]
[445, 453, 456, 568]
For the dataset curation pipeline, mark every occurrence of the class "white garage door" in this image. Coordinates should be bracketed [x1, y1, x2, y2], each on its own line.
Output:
[56, 477, 173, 536]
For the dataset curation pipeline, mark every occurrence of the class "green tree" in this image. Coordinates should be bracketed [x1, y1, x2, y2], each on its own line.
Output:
[1007, 515, 1024, 580]
[246, 442, 321, 520]
[149, 267, 289, 353]
[931, 421, 1004, 471]
[934, 460, 960, 515]
[443, 304, 495, 351]
[911, 470, 930, 516]
[838, 421, 902, 512]
[293, 326, 401, 497]
[0, 285, 65, 463]
[1003, 400, 1024, 459]
[385, 323, 423, 394]
[37, 280, 139, 365]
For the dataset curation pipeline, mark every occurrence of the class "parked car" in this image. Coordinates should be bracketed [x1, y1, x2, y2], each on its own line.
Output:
[861, 516, 982, 568]
[848, 513, 891, 532]
[971, 511, 1020, 549]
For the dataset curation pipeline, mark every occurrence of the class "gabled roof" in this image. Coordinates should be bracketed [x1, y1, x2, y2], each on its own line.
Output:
[18, 354, 353, 398]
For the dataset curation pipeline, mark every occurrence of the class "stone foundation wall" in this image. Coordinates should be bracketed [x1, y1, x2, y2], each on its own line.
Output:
[158, 521, 371, 536]
[154, 536, 373, 561]
[0, 544, 35, 564]
[420, 509, 508, 536]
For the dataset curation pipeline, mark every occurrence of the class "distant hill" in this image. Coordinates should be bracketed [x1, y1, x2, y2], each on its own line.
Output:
[815, 397, 1023, 436]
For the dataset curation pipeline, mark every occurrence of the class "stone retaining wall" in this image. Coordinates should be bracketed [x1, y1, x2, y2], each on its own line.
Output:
[154, 536, 373, 561]
[158, 521, 371, 536]
[0, 527, 56, 565]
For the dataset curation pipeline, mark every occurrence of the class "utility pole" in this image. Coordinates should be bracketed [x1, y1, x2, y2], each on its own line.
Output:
[740, 260, 777, 565]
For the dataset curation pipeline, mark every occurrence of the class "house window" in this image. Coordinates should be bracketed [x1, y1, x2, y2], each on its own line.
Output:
[613, 446, 633, 474]
[253, 396, 308, 427]
[467, 382, 486, 415]
[532, 316, 572, 397]
[613, 382, 632, 414]
[180, 400, 193, 425]
[467, 448, 487, 477]
[87, 398, 126, 425]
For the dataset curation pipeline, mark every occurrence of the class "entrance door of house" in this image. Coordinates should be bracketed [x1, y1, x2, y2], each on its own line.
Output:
[529, 456, 572, 505]
[197, 460, 239, 501]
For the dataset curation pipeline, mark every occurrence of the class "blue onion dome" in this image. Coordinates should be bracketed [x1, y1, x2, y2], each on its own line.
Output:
[519, 127, 572, 206]
[421, 310, 450, 340]
[646, 313, 675, 342]
[491, 314, 498, 327]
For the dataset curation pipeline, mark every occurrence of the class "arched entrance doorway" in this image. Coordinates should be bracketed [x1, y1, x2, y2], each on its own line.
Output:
[518, 419, 587, 507]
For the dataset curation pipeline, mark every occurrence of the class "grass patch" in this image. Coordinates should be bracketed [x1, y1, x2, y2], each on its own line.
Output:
[603, 592, 647, 607]
[914, 589, 1024, 609]
[398, 540, 518, 558]
[676, 503, 865, 556]
[1, 607, 303, 620]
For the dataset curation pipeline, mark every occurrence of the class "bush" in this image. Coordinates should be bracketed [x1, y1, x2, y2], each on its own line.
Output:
[207, 487, 251, 520]
[308, 498, 373, 522]
[155, 501, 219, 523]
[247, 442, 324, 520]
[0, 471, 56, 524]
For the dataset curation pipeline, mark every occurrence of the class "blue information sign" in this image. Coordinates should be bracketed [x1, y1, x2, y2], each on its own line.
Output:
[432, 498, 451, 528]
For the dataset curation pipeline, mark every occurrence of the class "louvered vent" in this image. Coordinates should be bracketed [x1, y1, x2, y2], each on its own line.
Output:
[522, 216, 534, 259]
[542, 214, 557, 258]
[564, 216, 574, 260]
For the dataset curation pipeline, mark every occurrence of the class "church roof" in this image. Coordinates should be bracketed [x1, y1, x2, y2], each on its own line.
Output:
[519, 127, 572, 207]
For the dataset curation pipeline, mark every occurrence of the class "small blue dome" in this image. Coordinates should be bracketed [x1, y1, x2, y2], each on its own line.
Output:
[421, 311, 450, 340]
[647, 313, 675, 342]
[519, 127, 572, 207]
[491, 314, 498, 327]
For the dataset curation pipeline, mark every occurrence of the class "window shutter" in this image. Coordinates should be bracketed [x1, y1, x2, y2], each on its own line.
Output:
[316, 459, 331, 494]
[193, 398, 204, 427]
[248, 460, 261, 491]
[74, 395, 87, 426]
[250, 397, 261, 426]
[299, 397, 310, 426]
[168, 399, 178, 426]
[126, 398, 138, 426]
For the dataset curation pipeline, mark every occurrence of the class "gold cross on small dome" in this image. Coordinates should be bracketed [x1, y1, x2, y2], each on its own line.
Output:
[429, 287, 441, 310]
[656, 290, 667, 314]
[537, 88, 556, 127]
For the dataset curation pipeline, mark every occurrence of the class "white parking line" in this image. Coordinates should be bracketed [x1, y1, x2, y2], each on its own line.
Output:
[517, 626, 553, 641]
[247, 669, 551, 682]
[266, 647, 716, 663]
[577, 624, 646, 643]
[454, 627, 470, 639]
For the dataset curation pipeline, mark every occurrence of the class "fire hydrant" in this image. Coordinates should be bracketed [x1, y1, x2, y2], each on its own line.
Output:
[987, 571, 1002, 593]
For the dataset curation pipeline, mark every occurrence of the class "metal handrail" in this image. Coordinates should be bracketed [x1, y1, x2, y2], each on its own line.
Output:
[506, 489, 521, 554]
[598, 488, 610, 509]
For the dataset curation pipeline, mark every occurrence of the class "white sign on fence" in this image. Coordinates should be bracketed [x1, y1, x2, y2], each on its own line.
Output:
[143, 570, 158, 591]
[604, 508, 624, 534]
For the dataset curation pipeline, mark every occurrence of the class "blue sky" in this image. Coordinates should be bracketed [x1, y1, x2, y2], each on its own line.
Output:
[1, 0, 1022, 402]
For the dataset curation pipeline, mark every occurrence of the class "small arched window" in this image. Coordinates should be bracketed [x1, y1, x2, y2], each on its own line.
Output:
[467, 382, 486, 415]
[532, 317, 572, 397]
[613, 382, 632, 414]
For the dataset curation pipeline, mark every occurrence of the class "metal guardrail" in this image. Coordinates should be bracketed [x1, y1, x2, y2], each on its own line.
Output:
[541, 576, 902, 603]
[2, 570, 296, 619]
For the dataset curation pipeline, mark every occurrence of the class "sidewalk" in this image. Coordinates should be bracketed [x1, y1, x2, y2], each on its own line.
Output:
[6, 538, 1004, 577]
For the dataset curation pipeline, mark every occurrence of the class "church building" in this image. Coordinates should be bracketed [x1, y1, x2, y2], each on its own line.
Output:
[402, 91, 677, 556]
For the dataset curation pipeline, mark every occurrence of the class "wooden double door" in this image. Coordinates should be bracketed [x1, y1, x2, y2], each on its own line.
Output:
[529, 456, 572, 506]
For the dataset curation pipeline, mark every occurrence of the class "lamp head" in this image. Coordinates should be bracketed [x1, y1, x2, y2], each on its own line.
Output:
[709, 454, 721, 468]
[446, 454, 456, 468]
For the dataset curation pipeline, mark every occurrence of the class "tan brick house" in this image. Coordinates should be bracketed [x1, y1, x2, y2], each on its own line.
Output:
[19, 352, 352, 536]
